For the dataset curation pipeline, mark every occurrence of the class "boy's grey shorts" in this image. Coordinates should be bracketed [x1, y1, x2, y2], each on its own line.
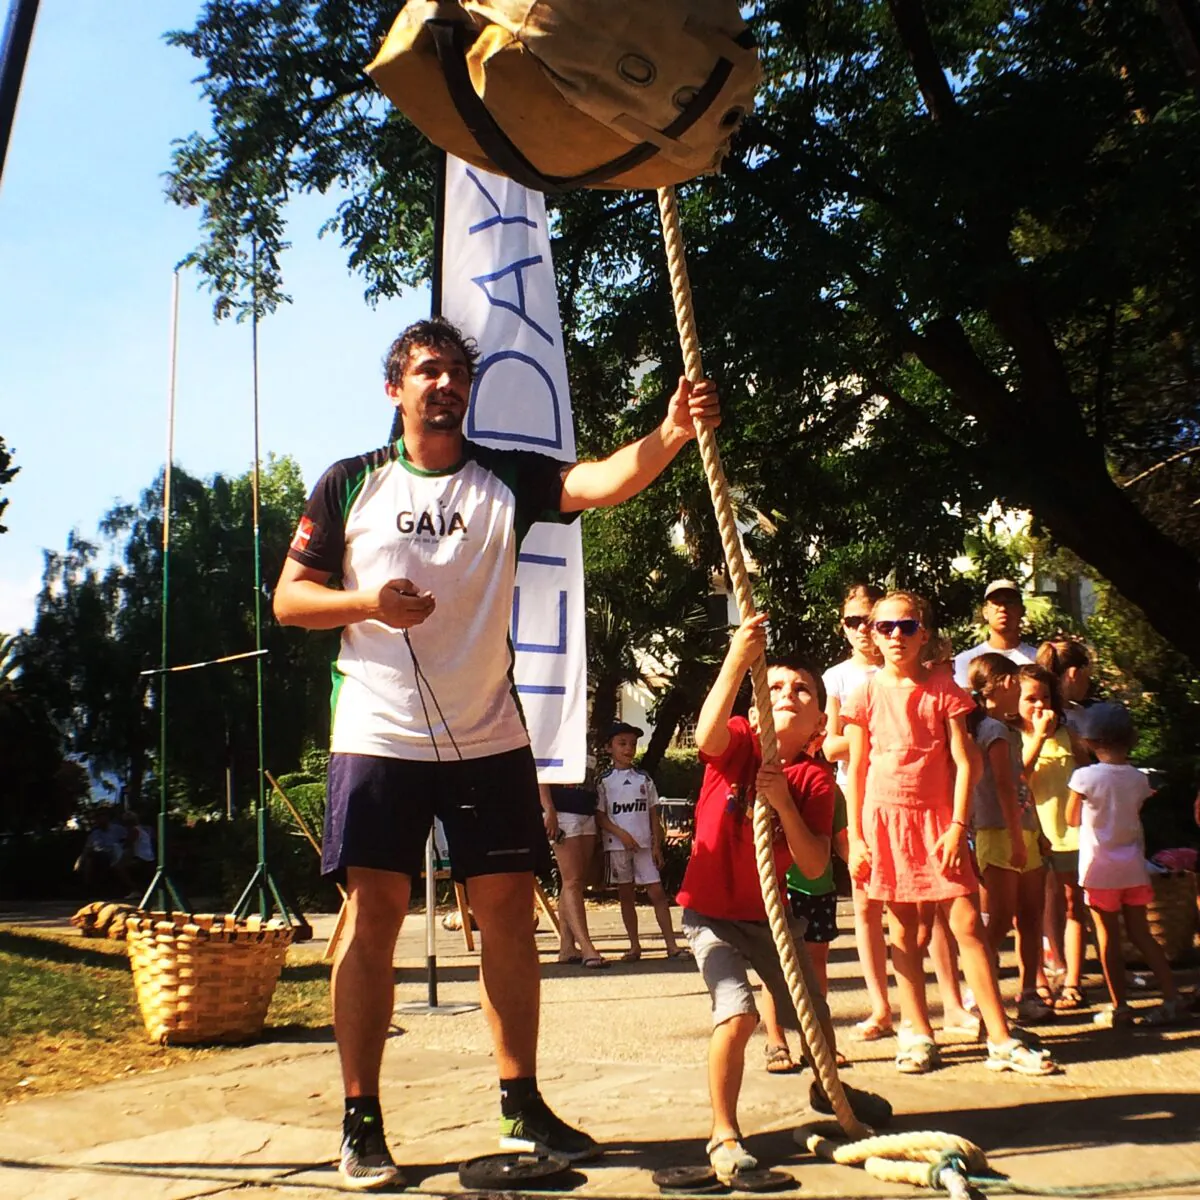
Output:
[681, 907, 830, 1030]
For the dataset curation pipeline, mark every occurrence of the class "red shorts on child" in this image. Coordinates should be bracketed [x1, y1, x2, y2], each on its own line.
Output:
[1083, 883, 1154, 912]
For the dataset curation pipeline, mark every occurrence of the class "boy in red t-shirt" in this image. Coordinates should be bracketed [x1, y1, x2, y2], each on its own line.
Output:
[678, 614, 890, 1183]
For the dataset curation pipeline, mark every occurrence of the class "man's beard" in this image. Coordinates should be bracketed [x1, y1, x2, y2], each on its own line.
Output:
[423, 407, 464, 432]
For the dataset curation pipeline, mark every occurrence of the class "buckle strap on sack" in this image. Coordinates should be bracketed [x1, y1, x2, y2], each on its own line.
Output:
[427, 18, 747, 193]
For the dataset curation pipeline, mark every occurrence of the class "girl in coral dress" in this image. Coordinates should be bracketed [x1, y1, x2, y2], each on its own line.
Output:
[843, 590, 1056, 1077]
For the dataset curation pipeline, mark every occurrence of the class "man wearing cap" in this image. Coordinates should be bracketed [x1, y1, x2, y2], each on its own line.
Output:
[953, 580, 1039, 688]
[274, 316, 720, 1186]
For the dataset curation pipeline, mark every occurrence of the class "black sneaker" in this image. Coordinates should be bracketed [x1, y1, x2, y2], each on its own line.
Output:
[809, 1079, 893, 1128]
[498, 1099, 599, 1162]
[340, 1112, 403, 1191]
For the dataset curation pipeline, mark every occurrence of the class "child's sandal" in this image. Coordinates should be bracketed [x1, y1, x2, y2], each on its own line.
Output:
[1054, 985, 1086, 1011]
[764, 1043, 797, 1074]
[1140, 999, 1185, 1027]
[987, 1035, 1058, 1076]
[1016, 991, 1056, 1023]
[895, 1032, 939, 1074]
[1093, 1004, 1133, 1028]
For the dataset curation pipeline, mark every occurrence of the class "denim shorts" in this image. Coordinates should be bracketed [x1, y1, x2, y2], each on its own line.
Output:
[681, 907, 828, 1030]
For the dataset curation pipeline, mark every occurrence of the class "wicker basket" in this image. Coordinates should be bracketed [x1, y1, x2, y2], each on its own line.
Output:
[125, 912, 293, 1044]
[1120, 872, 1198, 965]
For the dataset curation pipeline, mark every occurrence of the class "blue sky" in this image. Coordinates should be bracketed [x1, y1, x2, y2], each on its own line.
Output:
[0, 1, 426, 633]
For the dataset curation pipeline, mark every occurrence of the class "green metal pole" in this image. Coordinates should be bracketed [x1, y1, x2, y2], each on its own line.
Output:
[250, 236, 269, 920]
[232, 237, 306, 935]
[142, 270, 188, 913]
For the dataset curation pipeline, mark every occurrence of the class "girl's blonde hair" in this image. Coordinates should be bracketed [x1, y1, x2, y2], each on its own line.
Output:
[1036, 635, 1090, 678]
[870, 589, 935, 632]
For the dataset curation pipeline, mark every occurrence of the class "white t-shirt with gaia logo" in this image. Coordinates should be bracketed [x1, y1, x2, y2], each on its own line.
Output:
[289, 438, 574, 761]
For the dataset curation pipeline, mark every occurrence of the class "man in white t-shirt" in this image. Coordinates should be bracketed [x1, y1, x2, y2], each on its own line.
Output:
[274, 317, 720, 1187]
[953, 579, 1038, 687]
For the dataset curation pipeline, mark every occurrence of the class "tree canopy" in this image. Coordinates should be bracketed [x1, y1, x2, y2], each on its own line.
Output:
[165, 0, 1200, 675]
[0, 436, 17, 534]
[15, 457, 333, 814]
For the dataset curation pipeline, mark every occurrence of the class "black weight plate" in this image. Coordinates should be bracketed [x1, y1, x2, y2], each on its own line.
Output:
[730, 1168, 794, 1193]
[458, 1151, 571, 1191]
[652, 1165, 725, 1193]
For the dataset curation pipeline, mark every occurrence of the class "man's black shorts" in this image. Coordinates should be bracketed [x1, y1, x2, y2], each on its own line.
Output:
[322, 747, 551, 883]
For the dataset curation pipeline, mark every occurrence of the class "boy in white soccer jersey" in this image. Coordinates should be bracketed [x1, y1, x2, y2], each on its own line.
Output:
[595, 722, 688, 961]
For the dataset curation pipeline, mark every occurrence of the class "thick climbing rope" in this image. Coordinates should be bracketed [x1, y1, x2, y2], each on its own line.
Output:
[654, 183, 1200, 1199]
[654, 184, 868, 1142]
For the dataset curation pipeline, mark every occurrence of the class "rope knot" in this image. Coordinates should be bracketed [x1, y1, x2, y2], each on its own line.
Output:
[927, 1149, 968, 1189]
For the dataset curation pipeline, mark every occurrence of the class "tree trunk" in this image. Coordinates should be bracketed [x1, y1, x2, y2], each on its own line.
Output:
[640, 685, 689, 777]
[589, 671, 622, 746]
[910, 319, 1200, 668]
[1003, 450, 1200, 666]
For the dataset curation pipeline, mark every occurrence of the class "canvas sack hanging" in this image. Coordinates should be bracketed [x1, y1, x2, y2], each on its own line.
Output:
[366, 0, 760, 191]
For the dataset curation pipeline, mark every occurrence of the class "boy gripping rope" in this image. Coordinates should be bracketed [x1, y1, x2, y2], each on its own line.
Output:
[678, 613, 889, 1184]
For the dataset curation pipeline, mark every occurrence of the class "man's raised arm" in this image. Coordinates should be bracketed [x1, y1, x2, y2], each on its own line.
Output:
[559, 377, 720, 513]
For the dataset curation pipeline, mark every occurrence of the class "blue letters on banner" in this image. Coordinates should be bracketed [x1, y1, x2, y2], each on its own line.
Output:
[466, 168, 537, 235]
[471, 256, 554, 345]
[468, 351, 563, 449]
[511, 586, 568, 654]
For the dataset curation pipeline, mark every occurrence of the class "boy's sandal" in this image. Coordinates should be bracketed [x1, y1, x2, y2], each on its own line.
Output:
[1035, 985, 1057, 1005]
[895, 1033, 939, 1074]
[619, 949, 642, 963]
[986, 1035, 1058, 1076]
[1054, 985, 1087, 1012]
[666, 947, 693, 960]
[764, 1044, 798, 1074]
[580, 956, 609, 969]
[706, 1135, 757, 1185]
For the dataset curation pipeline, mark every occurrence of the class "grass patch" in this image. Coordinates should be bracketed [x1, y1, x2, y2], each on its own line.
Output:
[0, 925, 333, 1102]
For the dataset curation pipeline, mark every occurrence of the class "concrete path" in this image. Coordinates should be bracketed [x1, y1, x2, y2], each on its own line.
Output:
[2, 901, 1198, 1199]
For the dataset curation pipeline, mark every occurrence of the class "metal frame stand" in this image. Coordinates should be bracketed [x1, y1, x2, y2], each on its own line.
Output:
[396, 833, 479, 1016]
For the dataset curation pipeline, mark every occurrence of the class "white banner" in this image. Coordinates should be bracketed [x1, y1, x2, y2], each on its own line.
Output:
[440, 156, 587, 783]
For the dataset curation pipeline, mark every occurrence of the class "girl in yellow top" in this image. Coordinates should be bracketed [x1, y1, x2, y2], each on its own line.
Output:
[1019, 663, 1087, 1011]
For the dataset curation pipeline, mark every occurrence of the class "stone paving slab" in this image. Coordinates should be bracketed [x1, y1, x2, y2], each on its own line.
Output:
[2, 902, 1199, 1199]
